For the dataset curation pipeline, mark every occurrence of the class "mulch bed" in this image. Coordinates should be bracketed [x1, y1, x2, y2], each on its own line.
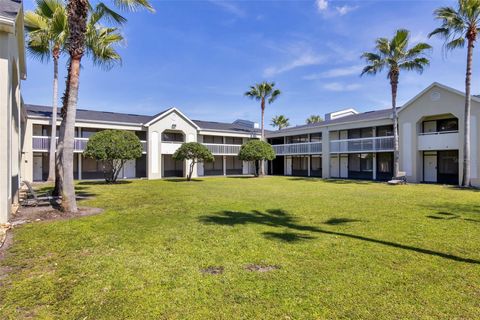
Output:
[200, 266, 224, 275]
[244, 264, 281, 272]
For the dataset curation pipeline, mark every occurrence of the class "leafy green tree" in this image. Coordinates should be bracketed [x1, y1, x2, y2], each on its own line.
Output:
[245, 82, 281, 175]
[306, 115, 323, 124]
[55, 0, 141, 212]
[271, 115, 290, 129]
[361, 29, 431, 178]
[238, 140, 276, 177]
[172, 142, 214, 181]
[84, 130, 142, 183]
[429, 0, 479, 187]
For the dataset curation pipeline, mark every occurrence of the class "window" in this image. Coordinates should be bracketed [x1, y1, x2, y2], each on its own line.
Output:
[310, 133, 322, 142]
[82, 128, 100, 138]
[268, 137, 284, 145]
[204, 156, 223, 175]
[348, 153, 373, 172]
[437, 119, 458, 132]
[376, 125, 393, 137]
[135, 131, 147, 140]
[286, 134, 308, 144]
[348, 128, 373, 139]
[225, 137, 243, 145]
[162, 131, 184, 142]
[377, 153, 392, 173]
[311, 156, 322, 177]
[438, 151, 458, 175]
[203, 135, 223, 144]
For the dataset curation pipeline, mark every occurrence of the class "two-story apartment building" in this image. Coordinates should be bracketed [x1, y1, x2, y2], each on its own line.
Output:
[266, 82, 480, 187]
[23, 105, 260, 182]
[21, 82, 480, 188]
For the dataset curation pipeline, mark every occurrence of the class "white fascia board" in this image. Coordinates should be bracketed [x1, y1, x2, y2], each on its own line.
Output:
[0, 16, 15, 33]
[28, 116, 146, 130]
[265, 116, 391, 138]
[198, 129, 261, 138]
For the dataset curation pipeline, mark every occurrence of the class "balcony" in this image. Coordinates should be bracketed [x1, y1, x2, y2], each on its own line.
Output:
[32, 136, 147, 153]
[418, 131, 459, 151]
[203, 143, 242, 155]
[272, 142, 322, 156]
[330, 136, 394, 153]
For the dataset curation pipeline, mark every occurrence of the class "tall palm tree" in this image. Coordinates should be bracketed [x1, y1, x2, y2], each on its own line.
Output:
[361, 29, 431, 179]
[245, 82, 281, 176]
[306, 115, 323, 124]
[25, 0, 68, 182]
[57, 0, 151, 213]
[429, 0, 479, 187]
[271, 115, 289, 129]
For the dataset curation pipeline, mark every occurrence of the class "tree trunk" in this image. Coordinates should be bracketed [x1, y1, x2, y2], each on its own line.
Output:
[47, 49, 60, 182]
[260, 98, 265, 176]
[61, 57, 81, 213]
[187, 161, 195, 181]
[390, 71, 400, 179]
[462, 39, 473, 187]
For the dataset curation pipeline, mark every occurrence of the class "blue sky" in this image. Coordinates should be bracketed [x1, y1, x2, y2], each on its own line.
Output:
[22, 0, 477, 129]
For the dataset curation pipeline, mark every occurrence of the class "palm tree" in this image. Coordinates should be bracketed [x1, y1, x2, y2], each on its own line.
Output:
[306, 115, 323, 124]
[361, 29, 431, 179]
[429, 0, 479, 187]
[271, 115, 289, 129]
[52, 2, 129, 211]
[245, 82, 281, 176]
[25, 0, 68, 182]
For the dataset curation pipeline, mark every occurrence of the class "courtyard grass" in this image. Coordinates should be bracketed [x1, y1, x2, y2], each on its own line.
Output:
[1, 177, 480, 319]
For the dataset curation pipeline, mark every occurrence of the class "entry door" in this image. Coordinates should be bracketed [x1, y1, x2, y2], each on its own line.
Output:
[424, 153, 437, 182]
[330, 156, 339, 177]
[122, 160, 136, 178]
[340, 155, 348, 178]
[33, 156, 43, 181]
[285, 157, 292, 176]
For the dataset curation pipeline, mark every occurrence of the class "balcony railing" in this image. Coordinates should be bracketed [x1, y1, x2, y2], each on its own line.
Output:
[203, 143, 242, 155]
[330, 136, 394, 153]
[418, 130, 459, 150]
[32, 136, 147, 153]
[272, 142, 322, 156]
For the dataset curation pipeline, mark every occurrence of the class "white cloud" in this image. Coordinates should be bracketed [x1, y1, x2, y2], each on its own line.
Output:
[264, 52, 325, 77]
[316, 0, 328, 11]
[304, 65, 363, 80]
[336, 5, 358, 16]
[410, 31, 428, 44]
[323, 82, 362, 91]
[208, 0, 246, 18]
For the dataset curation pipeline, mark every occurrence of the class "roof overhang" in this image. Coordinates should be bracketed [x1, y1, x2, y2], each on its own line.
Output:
[144, 107, 200, 129]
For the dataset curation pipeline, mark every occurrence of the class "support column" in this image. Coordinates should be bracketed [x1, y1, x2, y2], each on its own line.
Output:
[321, 127, 330, 178]
[78, 153, 82, 180]
[307, 156, 311, 177]
[223, 156, 226, 176]
[373, 153, 377, 181]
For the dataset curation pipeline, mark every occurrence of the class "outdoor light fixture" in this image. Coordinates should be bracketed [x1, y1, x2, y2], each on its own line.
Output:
[171, 124, 177, 129]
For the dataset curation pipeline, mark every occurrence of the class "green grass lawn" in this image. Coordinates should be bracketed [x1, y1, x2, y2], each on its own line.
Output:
[1, 177, 480, 319]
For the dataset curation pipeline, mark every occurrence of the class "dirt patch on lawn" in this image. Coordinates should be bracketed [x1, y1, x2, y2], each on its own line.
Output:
[244, 264, 280, 272]
[200, 266, 224, 275]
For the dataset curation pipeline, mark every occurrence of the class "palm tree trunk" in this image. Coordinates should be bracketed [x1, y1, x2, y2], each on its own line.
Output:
[61, 56, 80, 213]
[462, 39, 473, 187]
[260, 98, 265, 176]
[47, 49, 60, 182]
[390, 71, 400, 178]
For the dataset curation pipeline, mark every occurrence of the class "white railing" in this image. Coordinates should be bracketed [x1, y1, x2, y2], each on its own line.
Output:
[33, 136, 147, 153]
[272, 142, 322, 155]
[419, 130, 459, 136]
[203, 143, 242, 155]
[330, 136, 394, 153]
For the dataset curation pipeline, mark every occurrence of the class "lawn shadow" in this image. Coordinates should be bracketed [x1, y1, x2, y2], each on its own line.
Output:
[422, 203, 480, 223]
[78, 180, 132, 186]
[322, 179, 373, 185]
[200, 209, 480, 264]
[164, 178, 204, 183]
[287, 177, 323, 182]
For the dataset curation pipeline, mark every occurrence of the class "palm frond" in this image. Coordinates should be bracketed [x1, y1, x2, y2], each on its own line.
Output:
[113, 0, 155, 13]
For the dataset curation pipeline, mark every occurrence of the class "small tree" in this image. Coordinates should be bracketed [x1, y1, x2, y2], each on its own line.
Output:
[172, 142, 214, 181]
[84, 130, 143, 183]
[306, 115, 323, 124]
[238, 140, 275, 177]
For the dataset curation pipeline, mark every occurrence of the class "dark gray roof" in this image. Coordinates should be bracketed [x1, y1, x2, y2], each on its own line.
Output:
[192, 119, 262, 134]
[0, 0, 21, 20]
[25, 104, 264, 134]
[273, 108, 394, 134]
[26, 104, 153, 124]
